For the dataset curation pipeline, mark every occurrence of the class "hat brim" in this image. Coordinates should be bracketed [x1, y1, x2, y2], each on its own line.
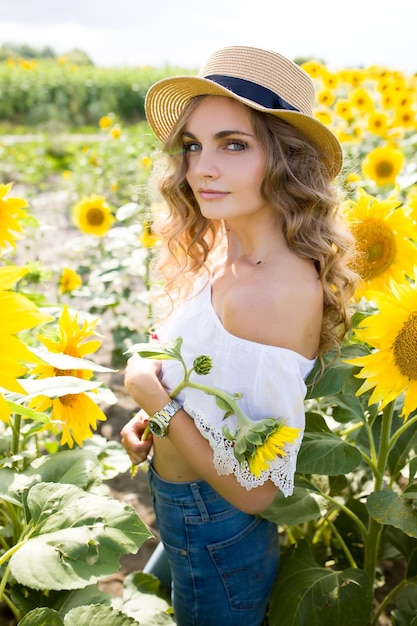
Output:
[145, 75, 343, 178]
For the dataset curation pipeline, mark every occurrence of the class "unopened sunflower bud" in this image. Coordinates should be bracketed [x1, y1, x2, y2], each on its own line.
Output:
[193, 355, 213, 375]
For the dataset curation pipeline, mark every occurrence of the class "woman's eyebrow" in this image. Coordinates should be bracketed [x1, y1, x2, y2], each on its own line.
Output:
[182, 130, 254, 140]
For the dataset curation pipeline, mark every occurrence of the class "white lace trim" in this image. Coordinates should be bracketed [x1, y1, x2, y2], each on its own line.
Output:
[189, 406, 300, 498]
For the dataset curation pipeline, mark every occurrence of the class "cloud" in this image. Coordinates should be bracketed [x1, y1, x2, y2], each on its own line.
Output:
[0, 0, 416, 73]
[1, 0, 144, 27]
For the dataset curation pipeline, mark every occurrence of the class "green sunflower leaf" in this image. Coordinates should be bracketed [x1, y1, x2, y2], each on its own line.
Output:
[18, 607, 64, 626]
[297, 432, 362, 475]
[10, 482, 153, 591]
[28, 347, 116, 372]
[367, 491, 417, 538]
[18, 376, 102, 398]
[64, 605, 139, 625]
[269, 540, 373, 626]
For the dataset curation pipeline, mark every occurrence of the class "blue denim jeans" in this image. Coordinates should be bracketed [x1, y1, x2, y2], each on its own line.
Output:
[147, 462, 279, 626]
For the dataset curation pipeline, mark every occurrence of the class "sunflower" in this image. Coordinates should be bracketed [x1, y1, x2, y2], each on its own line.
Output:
[361, 144, 405, 186]
[334, 99, 353, 121]
[247, 425, 301, 477]
[110, 126, 122, 139]
[341, 68, 365, 87]
[349, 87, 375, 113]
[300, 60, 326, 79]
[31, 392, 106, 447]
[321, 71, 339, 89]
[59, 267, 82, 294]
[317, 89, 336, 107]
[227, 411, 301, 478]
[344, 188, 417, 300]
[72, 194, 115, 236]
[33, 305, 101, 372]
[392, 106, 416, 131]
[140, 155, 153, 169]
[30, 306, 106, 446]
[367, 111, 390, 138]
[314, 108, 333, 127]
[0, 182, 28, 250]
[346, 272, 417, 420]
[0, 265, 53, 395]
[98, 115, 112, 129]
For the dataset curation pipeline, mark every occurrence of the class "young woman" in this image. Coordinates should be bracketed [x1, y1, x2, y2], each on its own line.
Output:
[121, 46, 357, 626]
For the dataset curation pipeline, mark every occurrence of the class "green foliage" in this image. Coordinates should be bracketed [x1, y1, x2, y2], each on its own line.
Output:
[18, 605, 139, 625]
[269, 540, 373, 626]
[0, 42, 58, 61]
[10, 482, 150, 590]
[115, 571, 175, 624]
[0, 430, 155, 623]
[0, 58, 193, 126]
[261, 349, 417, 626]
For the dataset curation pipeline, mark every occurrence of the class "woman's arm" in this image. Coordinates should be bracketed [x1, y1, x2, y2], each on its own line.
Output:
[122, 354, 278, 514]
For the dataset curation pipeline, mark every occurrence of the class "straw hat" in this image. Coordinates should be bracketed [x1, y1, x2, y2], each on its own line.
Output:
[145, 46, 343, 178]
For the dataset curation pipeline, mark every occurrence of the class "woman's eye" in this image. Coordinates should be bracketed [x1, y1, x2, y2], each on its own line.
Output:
[183, 142, 201, 153]
[226, 141, 247, 151]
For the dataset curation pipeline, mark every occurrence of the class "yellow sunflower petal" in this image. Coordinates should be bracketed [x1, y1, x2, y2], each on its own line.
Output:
[0, 183, 29, 249]
[0, 265, 29, 290]
[52, 393, 107, 448]
[346, 274, 417, 419]
[0, 393, 11, 422]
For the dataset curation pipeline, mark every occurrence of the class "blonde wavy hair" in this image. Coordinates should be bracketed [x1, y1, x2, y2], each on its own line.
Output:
[149, 96, 358, 356]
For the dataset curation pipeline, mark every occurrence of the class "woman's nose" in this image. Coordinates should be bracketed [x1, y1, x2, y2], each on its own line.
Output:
[193, 148, 219, 178]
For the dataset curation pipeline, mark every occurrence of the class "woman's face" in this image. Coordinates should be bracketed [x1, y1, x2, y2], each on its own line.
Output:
[183, 96, 273, 223]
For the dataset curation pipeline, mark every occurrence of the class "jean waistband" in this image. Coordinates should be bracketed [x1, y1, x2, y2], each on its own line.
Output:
[148, 459, 228, 509]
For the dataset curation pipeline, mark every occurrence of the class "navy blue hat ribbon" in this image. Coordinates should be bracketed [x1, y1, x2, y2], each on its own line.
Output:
[205, 74, 299, 112]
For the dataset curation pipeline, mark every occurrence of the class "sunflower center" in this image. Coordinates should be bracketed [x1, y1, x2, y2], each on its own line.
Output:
[354, 217, 397, 279]
[393, 312, 417, 380]
[86, 207, 105, 226]
[60, 393, 78, 406]
[375, 160, 394, 179]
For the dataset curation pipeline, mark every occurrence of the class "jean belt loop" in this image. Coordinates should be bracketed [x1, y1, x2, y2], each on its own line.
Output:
[190, 482, 210, 522]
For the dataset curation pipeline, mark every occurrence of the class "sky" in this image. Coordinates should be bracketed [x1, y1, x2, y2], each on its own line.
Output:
[0, 0, 416, 74]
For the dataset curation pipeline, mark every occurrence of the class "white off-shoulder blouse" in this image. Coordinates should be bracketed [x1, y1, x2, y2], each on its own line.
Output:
[156, 280, 316, 497]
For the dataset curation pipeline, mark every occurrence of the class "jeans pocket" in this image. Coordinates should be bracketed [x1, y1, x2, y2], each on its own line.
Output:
[207, 517, 279, 611]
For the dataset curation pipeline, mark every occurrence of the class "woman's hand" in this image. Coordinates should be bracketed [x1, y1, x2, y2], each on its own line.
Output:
[122, 353, 171, 465]
[120, 409, 153, 465]
[124, 353, 170, 415]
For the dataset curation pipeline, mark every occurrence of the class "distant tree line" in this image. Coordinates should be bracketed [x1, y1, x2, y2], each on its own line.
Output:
[0, 42, 93, 65]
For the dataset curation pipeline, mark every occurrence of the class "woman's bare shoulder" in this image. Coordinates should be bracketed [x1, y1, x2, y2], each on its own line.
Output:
[220, 257, 323, 358]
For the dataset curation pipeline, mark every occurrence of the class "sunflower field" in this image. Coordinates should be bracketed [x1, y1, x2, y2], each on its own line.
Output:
[1, 56, 417, 626]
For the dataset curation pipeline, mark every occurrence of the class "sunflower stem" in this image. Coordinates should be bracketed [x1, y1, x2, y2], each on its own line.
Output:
[11, 413, 22, 469]
[171, 378, 250, 425]
[320, 492, 368, 540]
[0, 578, 20, 621]
[371, 577, 417, 626]
[362, 411, 379, 471]
[388, 412, 417, 450]
[364, 400, 395, 585]
[325, 516, 358, 568]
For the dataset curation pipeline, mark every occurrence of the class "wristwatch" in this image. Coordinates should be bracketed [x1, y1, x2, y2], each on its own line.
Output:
[147, 399, 182, 438]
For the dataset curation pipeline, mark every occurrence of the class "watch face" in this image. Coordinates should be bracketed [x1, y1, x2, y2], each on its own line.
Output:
[149, 419, 165, 438]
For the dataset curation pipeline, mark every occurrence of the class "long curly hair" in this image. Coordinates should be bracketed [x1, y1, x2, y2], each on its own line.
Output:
[149, 95, 358, 356]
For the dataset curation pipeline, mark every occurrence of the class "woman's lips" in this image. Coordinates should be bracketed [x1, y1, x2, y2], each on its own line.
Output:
[198, 189, 229, 200]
